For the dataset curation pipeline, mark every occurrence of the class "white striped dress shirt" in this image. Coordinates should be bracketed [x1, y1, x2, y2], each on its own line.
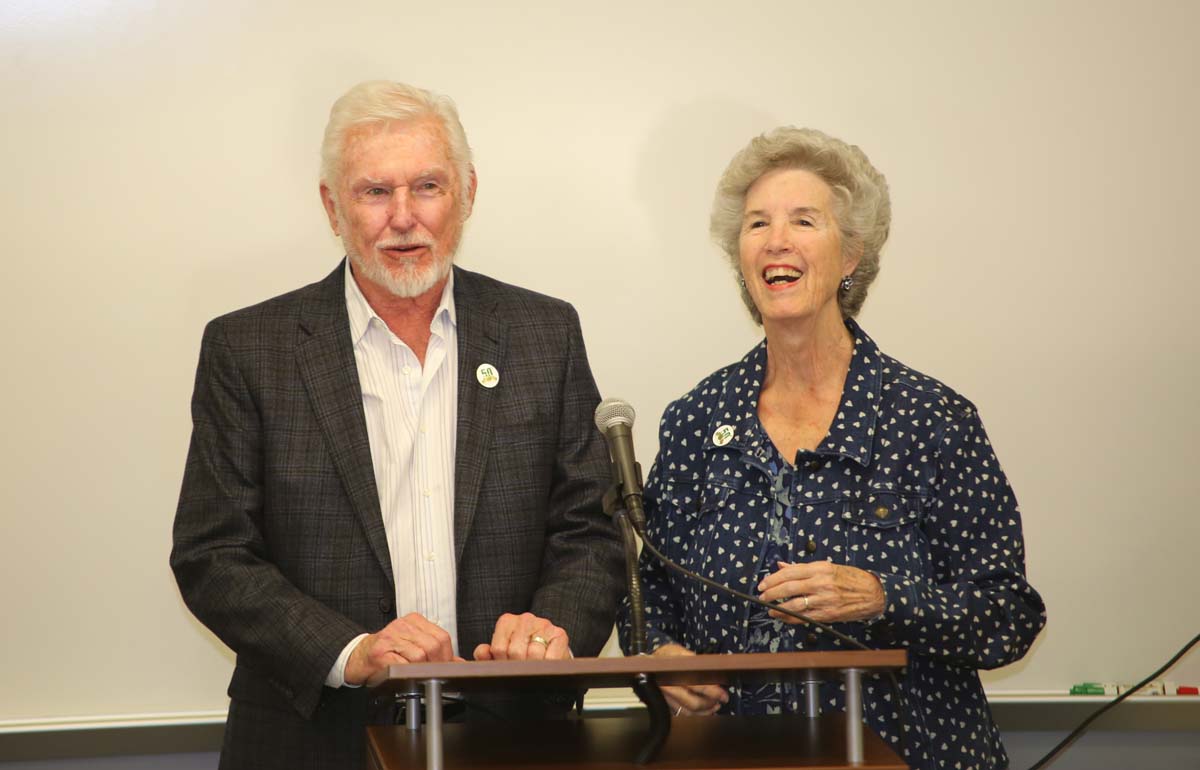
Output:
[325, 262, 459, 687]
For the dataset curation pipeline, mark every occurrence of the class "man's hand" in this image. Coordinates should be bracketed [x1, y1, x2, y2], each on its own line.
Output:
[473, 612, 570, 661]
[344, 612, 462, 686]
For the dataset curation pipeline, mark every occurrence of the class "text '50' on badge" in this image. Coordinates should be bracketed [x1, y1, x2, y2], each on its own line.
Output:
[476, 364, 500, 389]
[712, 425, 735, 446]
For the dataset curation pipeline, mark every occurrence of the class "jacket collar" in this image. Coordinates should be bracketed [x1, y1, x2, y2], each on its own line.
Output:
[702, 318, 883, 469]
[448, 266, 508, 562]
[295, 261, 396, 584]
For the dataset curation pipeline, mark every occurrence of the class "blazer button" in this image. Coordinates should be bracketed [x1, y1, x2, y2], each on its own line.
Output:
[805, 633, 820, 646]
[378, 596, 393, 615]
[806, 460, 821, 472]
[805, 540, 817, 554]
[874, 505, 890, 520]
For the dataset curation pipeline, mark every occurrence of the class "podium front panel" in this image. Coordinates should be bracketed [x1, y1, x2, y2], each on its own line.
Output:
[367, 712, 908, 769]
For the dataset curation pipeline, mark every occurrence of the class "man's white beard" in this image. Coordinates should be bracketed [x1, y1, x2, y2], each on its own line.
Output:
[339, 209, 457, 298]
[346, 242, 452, 298]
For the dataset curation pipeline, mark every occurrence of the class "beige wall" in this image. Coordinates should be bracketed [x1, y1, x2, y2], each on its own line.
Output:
[1, 0, 1197, 725]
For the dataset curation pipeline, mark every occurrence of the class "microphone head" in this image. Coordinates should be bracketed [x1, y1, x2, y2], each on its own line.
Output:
[594, 397, 636, 432]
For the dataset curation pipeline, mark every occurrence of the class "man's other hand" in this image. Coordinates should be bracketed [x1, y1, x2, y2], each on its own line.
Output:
[473, 612, 570, 661]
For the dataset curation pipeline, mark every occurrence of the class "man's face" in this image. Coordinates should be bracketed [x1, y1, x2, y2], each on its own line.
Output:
[321, 118, 475, 299]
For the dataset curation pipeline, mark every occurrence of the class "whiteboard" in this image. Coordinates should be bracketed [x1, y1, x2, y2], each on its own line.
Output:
[2, 0, 1197, 725]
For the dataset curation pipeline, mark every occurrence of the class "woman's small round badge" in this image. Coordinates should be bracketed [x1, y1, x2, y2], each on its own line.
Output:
[712, 425, 735, 446]
[476, 363, 500, 389]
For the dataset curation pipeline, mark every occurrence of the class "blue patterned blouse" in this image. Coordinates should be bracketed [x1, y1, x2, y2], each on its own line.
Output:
[621, 320, 1046, 770]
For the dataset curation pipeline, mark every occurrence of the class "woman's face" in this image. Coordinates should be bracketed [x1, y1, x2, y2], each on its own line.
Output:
[738, 167, 857, 328]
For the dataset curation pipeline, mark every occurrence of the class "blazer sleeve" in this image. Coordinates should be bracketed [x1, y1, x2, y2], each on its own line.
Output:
[527, 305, 625, 657]
[170, 319, 363, 718]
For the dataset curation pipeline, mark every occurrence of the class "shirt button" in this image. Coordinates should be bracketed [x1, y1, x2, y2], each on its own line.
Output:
[403, 366, 412, 375]
[426, 552, 435, 561]
[805, 540, 817, 554]
[874, 505, 890, 520]
[423, 489, 431, 497]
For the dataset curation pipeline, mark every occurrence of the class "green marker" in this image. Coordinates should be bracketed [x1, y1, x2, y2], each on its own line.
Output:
[1070, 683, 1106, 695]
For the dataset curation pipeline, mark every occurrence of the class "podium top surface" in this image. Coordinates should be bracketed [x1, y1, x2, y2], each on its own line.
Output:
[368, 649, 906, 694]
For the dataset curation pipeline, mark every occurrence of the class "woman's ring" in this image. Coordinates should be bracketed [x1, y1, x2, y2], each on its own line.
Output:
[801, 595, 810, 611]
[674, 705, 683, 717]
[529, 634, 550, 647]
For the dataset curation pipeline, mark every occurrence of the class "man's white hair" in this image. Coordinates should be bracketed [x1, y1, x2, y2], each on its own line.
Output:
[320, 80, 474, 210]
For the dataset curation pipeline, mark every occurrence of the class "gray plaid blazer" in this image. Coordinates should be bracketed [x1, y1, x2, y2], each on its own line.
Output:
[171, 263, 624, 769]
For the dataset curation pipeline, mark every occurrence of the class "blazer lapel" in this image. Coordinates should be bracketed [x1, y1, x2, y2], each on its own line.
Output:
[296, 265, 394, 585]
[452, 268, 506, 562]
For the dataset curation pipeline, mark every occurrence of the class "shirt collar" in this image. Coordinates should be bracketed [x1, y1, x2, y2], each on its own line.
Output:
[703, 318, 883, 468]
[344, 259, 457, 347]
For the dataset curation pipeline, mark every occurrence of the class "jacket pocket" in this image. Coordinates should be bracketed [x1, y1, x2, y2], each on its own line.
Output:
[664, 483, 729, 572]
[841, 492, 930, 579]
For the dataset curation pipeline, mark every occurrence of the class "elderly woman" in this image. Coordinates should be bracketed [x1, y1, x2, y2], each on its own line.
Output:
[623, 128, 1046, 770]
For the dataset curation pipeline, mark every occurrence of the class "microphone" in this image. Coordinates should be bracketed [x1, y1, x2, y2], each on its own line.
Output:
[593, 397, 647, 533]
[593, 397, 667, 739]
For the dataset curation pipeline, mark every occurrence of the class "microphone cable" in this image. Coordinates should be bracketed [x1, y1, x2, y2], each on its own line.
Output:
[1026, 631, 1200, 770]
[641, 527, 1199, 770]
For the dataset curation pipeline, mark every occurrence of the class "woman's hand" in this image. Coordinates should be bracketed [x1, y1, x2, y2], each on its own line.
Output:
[651, 643, 728, 716]
[757, 561, 885, 624]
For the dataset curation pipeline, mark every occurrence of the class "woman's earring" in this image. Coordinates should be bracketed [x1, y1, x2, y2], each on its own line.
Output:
[839, 275, 854, 292]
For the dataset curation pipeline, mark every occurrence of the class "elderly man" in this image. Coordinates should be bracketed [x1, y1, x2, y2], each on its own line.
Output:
[171, 80, 624, 769]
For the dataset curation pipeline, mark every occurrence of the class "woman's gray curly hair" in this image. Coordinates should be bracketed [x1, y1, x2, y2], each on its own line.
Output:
[710, 127, 891, 323]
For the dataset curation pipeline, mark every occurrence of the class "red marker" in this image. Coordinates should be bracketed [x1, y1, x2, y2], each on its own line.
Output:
[1177, 686, 1199, 695]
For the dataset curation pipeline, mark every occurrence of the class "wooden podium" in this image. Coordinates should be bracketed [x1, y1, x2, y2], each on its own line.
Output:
[366, 650, 908, 769]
